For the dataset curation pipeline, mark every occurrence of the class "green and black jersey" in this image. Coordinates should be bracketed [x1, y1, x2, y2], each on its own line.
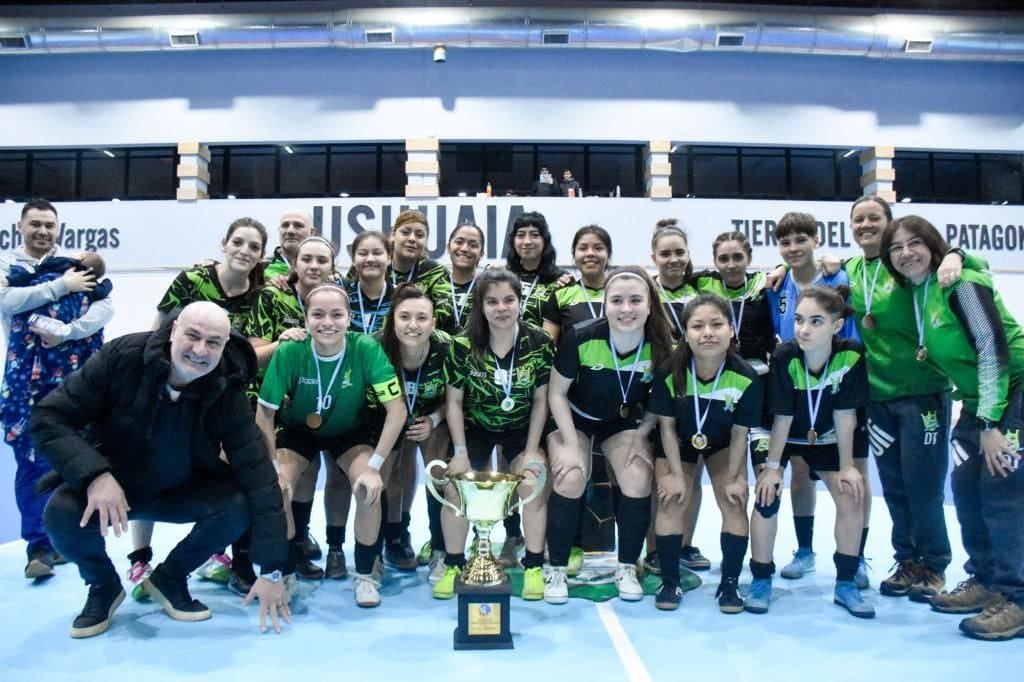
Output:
[449, 276, 476, 335]
[693, 270, 774, 367]
[516, 269, 568, 329]
[915, 269, 1024, 422]
[367, 329, 451, 419]
[263, 248, 291, 280]
[444, 322, 554, 431]
[157, 264, 258, 332]
[648, 352, 763, 457]
[655, 276, 699, 341]
[542, 280, 605, 338]
[769, 337, 868, 445]
[553, 318, 656, 421]
[346, 278, 395, 335]
[391, 258, 454, 334]
[243, 284, 303, 342]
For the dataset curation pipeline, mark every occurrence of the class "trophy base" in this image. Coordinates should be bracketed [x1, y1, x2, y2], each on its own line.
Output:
[453, 578, 514, 650]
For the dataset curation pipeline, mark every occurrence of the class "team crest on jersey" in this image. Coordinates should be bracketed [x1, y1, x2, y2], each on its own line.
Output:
[921, 411, 939, 432]
[515, 366, 534, 386]
[753, 437, 770, 453]
[341, 369, 352, 389]
[1005, 429, 1021, 452]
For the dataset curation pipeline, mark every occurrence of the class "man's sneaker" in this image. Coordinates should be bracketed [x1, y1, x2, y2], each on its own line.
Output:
[716, 577, 744, 614]
[300, 534, 322, 561]
[196, 553, 232, 584]
[744, 578, 772, 614]
[385, 539, 419, 572]
[931, 577, 1001, 614]
[432, 565, 460, 600]
[24, 545, 55, 580]
[69, 582, 125, 639]
[567, 546, 585, 577]
[907, 566, 945, 603]
[642, 552, 662, 576]
[353, 573, 381, 608]
[615, 563, 644, 602]
[427, 551, 447, 584]
[959, 598, 1024, 641]
[521, 566, 544, 600]
[227, 570, 254, 597]
[680, 545, 711, 571]
[854, 557, 870, 590]
[544, 567, 569, 605]
[879, 559, 922, 597]
[142, 565, 211, 622]
[655, 582, 683, 611]
[325, 549, 348, 580]
[834, 580, 875, 619]
[295, 557, 325, 581]
[127, 561, 153, 602]
[780, 548, 816, 579]
[371, 556, 386, 583]
[498, 536, 525, 568]
[416, 541, 433, 566]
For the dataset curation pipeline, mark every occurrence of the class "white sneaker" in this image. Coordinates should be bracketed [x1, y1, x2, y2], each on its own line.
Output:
[371, 556, 385, 583]
[615, 563, 643, 601]
[544, 566, 569, 605]
[354, 573, 381, 608]
[427, 550, 448, 584]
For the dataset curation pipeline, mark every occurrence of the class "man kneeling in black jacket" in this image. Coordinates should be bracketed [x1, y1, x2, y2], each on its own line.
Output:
[31, 301, 290, 638]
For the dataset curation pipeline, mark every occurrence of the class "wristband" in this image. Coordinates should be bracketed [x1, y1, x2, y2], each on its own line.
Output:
[980, 418, 997, 432]
[764, 459, 781, 470]
[429, 412, 442, 429]
[453, 445, 469, 457]
[367, 452, 386, 471]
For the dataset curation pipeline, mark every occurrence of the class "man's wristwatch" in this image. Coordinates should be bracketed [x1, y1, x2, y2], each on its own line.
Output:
[262, 570, 283, 583]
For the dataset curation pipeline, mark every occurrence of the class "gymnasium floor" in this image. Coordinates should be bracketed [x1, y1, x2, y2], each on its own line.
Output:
[1, 484, 1019, 682]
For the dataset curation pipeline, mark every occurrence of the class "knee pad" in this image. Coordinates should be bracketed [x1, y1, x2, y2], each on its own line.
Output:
[754, 496, 781, 519]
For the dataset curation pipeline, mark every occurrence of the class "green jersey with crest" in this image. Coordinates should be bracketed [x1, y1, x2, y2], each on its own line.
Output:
[157, 265, 258, 332]
[693, 270, 774, 366]
[390, 258, 454, 334]
[367, 329, 451, 418]
[517, 270, 567, 329]
[243, 284, 303, 342]
[655, 276, 699, 341]
[542, 280, 605, 338]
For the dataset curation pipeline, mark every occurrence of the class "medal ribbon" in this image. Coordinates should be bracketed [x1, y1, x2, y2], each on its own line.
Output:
[312, 344, 346, 416]
[657, 279, 685, 338]
[356, 280, 387, 332]
[911, 274, 932, 353]
[579, 282, 604, 320]
[861, 259, 882, 319]
[491, 327, 519, 406]
[610, 330, 645, 410]
[690, 357, 725, 438]
[449, 272, 477, 328]
[803, 351, 832, 438]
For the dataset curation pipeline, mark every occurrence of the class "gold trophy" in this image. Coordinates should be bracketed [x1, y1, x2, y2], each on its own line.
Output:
[425, 459, 547, 650]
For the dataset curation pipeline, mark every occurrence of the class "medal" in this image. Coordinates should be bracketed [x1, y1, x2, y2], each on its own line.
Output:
[610, 329, 645, 422]
[492, 329, 519, 417]
[861, 313, 876, 329]
[804, 352, 830, 450]
[807, 429, 817, 445]
[689, 357, 726, 454]
[860, 259, 882, 333]
[501, 397, 515, 412]
[306, 413, 323, 429]
[691, 433, 709, 450]
[911, 276, 932, 365]
[308, 343, 346, 434]
[619, 404, 630, 419]
[916, 345, 928, 362]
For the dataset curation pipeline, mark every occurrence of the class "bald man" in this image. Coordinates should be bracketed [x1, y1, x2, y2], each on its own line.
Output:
[32, 302, 290, 638]
[265, 210, 314, 278]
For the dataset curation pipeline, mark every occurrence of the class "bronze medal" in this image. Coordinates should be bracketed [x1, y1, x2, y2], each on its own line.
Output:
[691, 433, 709, 450]
[807, 429, 817, 445]
[916, 345, 928, 362]
[862, 313, 876, 330]
[619, 404, 630, 419]
[306, 413, 323, 429]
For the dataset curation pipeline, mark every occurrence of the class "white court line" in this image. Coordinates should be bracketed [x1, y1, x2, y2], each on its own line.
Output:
[594, 601, 653, 682]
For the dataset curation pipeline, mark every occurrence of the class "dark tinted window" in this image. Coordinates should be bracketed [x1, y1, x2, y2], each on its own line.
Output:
[80, 150, 127, 201]
[0, 151, 28, 201]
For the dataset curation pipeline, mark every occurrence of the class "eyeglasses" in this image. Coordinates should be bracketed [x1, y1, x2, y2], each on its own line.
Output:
[886, 237, 925, 257]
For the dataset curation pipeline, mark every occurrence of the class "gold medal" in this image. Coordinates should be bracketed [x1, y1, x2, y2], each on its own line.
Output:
[619, 404, 630, 419]
[807, 429, 817, 445]
[862, 313, 876, 330]
[691, 433, 709, 450]
[916, 345, 928, 362]
[306, 413, 323, 429]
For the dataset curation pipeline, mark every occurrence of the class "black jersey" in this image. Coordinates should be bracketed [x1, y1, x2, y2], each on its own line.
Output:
[346, 278, 395, 335]
[542, 280, 605, 338]
[516, 268, 568, 329]
[693, 270, 775, 367]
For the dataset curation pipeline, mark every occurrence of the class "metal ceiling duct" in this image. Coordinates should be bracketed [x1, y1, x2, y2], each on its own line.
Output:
[0, 3, 1022, 61]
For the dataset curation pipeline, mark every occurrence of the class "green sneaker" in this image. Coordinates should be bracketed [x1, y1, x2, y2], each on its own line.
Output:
[522, 567, 544, 601]
[567, 547, 584, 577]
[432, 565, 460, 600]
[416, 541, 432, 566]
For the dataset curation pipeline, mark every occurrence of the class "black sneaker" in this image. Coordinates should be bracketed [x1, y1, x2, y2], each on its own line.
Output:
[325, 549, 348, 580]
[642, 552, 662, 576]
[655, 582, 683, 611]
[680, 545, 711, 571]
[384, 539, 418, 572]
[25, 545, 56, 580]
[142, 565, 211, 622]
[70, 582, 125, 638]
[300, 534, 323, 561]
[295, 557, 325, 580]
[716, 577, 744, 614]
[227, 569, 254, 597]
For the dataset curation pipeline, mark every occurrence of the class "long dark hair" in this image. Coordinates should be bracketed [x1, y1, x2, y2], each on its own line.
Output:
[380, 284, 433, 379]
[223, 217, 268, 291]
[603, 265, 674, 369]
[466, 267, 522, 366]
[505, 211, 562, 283]
[667, 293, 735, 393]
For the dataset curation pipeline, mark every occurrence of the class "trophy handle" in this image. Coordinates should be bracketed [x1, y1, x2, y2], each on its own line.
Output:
[509, 460, 547, 514]
[424, 459, 462, 516]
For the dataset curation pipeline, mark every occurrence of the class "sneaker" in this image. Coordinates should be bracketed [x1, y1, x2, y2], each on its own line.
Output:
[416, 541, 433, 566]
[931, 577, 1002, 614]
[300, 534, 322, 561]
[24, 545, 55, 580]
[353, 573, 381, 608]
[295, 557, 325, 581]
[142, 565, 211, 622]
[642, 552, 662, 576]
[432, 565, 460, 600]
[227, 570, 254, 597]
[498, 536, 525, 568]
[615, 563, 644, 602]
[371, 556, 386, 583]
[907, 566, 945, 603]
[744, 578, 773, 614]
[655, 582, 683, 611]
[834, 580, 876, 619]
[680, 545, 711, 571]
[567, 546, 585, 577]
[959, 598, 1024, 641]
[52, 551, 68, 566]
[196, 553, 232, 584]
[127, 561, 153, 602]
[69, 582, 125, 639]
[325, 549, 348, 580]
[521, 566, 544, 600]
[879, 559, 922, 597]
[384, 539, 419, 571]
[854, 557, 870, 590]
[427, 550, 447, 584]
[780, 548, 816, 579]
[544, 567, 569, 605]
[716, 577, 744, 614]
